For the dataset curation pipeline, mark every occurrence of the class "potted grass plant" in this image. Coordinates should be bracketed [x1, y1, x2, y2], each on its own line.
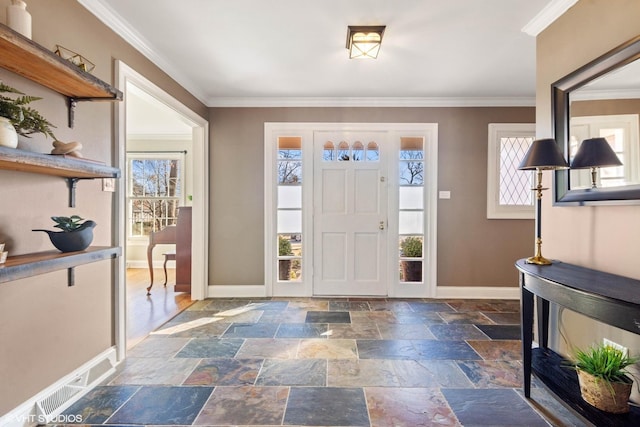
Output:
[32, 215, 96, 252]
[569, 343, 638, 413]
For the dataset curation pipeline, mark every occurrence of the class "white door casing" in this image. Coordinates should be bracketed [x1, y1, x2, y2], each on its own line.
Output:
[264, 123, 438, 299]
[313, 131, 387, 296]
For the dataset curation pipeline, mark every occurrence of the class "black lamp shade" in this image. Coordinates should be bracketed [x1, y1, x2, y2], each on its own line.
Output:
[570, 137, 622, 169]
[518, 138, 569, 170]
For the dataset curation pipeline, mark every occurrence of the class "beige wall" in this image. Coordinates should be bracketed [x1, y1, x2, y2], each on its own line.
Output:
[537, 0, 640, 384]
[209, 107, 534, 288]
[0, 0, 205, 414]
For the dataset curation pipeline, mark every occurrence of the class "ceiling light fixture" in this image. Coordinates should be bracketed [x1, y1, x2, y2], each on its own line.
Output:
[346, 25, 386, 59]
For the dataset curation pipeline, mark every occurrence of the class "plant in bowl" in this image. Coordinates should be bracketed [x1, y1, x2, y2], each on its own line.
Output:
[569, 343, 639, 413]
[400, 236, 422, 282]
[33, 215, 97, 252]
[0, 81, 57, 148]
[278, 235, 293, 281]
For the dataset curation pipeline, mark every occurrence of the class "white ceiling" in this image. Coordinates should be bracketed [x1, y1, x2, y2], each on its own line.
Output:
[79, 0, 574, 109]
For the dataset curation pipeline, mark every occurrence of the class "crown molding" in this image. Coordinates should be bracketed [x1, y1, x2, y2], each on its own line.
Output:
[78, 0, 207, 105]
[207, 96, 535, 108]
[570, 88, 640, 102]
[522, 0, 579, 37]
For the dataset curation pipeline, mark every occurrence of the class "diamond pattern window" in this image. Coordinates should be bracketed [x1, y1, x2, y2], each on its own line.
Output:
[487, 124, 535, 219]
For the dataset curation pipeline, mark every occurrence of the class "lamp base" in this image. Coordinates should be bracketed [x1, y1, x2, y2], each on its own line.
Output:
[525, 255, 552, 265]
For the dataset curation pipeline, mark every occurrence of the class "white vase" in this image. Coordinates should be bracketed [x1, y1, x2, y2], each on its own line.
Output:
[0, 117, 18, 148]
[6, 0, 32, 39]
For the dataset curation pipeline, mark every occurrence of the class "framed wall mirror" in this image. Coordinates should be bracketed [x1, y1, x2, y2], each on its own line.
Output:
[553, 35, 640, 205]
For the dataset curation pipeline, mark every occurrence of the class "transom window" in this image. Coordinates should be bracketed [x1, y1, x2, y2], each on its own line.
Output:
[323, 140, 379, 161]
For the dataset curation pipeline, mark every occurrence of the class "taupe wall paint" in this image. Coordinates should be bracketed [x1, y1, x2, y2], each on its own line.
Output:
[0, 0, 205, 414]
[209, 107, 534, 288]
[537, 0, 640, 387]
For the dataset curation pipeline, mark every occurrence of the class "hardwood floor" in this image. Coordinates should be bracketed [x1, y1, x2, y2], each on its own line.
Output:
[126, 267, 192, 349]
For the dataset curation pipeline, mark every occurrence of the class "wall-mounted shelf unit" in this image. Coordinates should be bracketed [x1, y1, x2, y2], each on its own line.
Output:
[0, 246, 121, 287]
[0, 23, 123, 127]
[0, 146, 120, 207]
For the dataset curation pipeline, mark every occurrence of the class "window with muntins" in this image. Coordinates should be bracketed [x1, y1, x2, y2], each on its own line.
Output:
[277, 137, 303, 281]
[399, 137, 424, 283]
[487, 124, 535, 219]
[127, 154, 183, 238]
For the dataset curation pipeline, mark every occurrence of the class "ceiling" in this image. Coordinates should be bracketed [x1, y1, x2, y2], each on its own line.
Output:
[79, 0, 574, 109]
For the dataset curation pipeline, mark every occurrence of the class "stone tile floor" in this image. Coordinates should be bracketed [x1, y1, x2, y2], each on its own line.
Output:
[63, 298, 589, 426]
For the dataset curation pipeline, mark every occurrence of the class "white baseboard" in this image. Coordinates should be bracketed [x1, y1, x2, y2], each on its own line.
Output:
[206, 284, 519, 300]
[207, 285, 267, 298]
[0, 347, 117, 427]
[435, 286, 519, 299]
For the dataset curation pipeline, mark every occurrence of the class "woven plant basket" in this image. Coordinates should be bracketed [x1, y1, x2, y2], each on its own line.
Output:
[577, 369, 632, 414]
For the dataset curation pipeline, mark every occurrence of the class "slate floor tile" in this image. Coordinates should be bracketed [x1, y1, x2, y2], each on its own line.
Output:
[222, 322, 279, 338]
[108, 357, 200, 385]
[442, 388, 548, 426]
[483, 311, 521, 324]
[306, 310, 351, 323]
[428, 324, 490, 340]
[298, 338, 358, 359]
[175, 338, 244, 358]
[476, 324, 522, 340]
[107, 386, 212, 425]
[195, 385, 288, 425]
[412, 339, 483, 360]
[183, 358, 262, 385]
[66, 297, 586, 427]
[256, 358, 327, 386]
[457, 360, 524, 388]
[235, 337, 300, 359]
[377, 322, 435, 339]
[366, 387, 461, 427]
[61, 385, 139, 424]
[468, 340, 522, 361]
[276, 322, 329, 338]
[284, 387, 369, 426]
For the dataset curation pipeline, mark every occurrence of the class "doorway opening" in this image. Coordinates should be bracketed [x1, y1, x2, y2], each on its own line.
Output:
[115, 61, 209, 359]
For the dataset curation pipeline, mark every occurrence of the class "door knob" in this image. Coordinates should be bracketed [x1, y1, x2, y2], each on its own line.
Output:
[379, 221, 385, 230]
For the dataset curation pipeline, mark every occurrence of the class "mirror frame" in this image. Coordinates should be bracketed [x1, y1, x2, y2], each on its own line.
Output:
[553, 35, 640, 205]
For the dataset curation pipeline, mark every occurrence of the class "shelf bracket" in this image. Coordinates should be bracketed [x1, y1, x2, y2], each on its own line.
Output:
[68, 97, 77, 128]
[66, 178, 79, 207]
[67, 267, 75, 286]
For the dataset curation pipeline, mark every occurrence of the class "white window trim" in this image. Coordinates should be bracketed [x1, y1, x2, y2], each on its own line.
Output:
[487, 123, 535, 219]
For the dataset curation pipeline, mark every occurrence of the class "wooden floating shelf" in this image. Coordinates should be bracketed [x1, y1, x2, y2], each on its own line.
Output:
[0, 246, 121, 285]
[0, 23, 122, 101]
[0, 146, 120, 179]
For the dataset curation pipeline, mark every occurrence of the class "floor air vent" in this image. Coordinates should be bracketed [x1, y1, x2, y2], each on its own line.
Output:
[35, 373, 88, 422]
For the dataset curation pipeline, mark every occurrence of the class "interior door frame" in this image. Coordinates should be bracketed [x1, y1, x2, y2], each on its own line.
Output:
[114, 61, 209, 361]
[264, 122, 438, 299]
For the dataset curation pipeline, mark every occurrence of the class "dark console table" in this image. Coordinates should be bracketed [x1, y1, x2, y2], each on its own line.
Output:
[516, 259, 640, 426]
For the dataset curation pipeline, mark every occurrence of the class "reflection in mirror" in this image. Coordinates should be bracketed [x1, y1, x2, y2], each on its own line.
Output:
[569, 58, 640, 189]
[553, 35, 640, 204]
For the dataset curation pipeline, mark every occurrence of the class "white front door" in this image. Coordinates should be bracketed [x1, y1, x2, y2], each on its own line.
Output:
[313, 131, 388, 296]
